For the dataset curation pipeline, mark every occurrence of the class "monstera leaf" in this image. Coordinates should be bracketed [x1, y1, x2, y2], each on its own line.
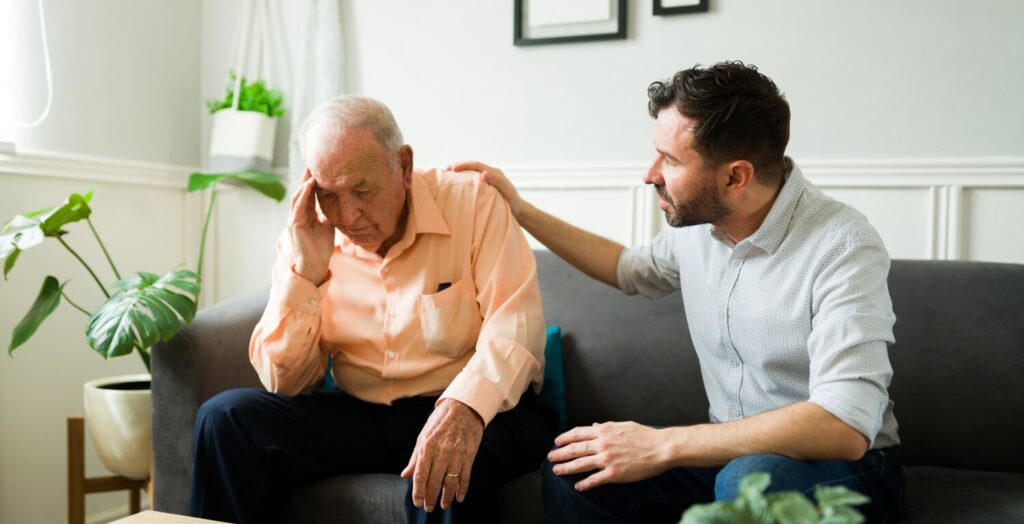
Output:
[8, 276, 65, 355]
[188, 171, 286, 201]
[38, 191, 93, 235]
[1, 192, 93, 278]
[86, 269, 199, 359]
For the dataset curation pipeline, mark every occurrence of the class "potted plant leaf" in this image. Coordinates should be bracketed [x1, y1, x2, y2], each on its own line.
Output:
[0, 174, 286, 479]
[680, 472, 870, 524]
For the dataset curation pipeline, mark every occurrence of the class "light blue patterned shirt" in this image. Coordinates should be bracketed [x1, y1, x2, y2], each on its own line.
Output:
[616, 160, 899, 448]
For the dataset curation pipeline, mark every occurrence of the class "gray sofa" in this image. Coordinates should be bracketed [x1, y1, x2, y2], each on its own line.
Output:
[153, 251, 1024, 522]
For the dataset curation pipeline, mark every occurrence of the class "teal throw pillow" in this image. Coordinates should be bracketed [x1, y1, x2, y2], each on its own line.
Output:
[320, 355, 337, 390]
[538, 325, 569, 431]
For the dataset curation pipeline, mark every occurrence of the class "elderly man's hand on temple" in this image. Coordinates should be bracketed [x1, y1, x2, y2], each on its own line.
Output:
[401, 399, 485, 512]
[289, 170, 335, 286]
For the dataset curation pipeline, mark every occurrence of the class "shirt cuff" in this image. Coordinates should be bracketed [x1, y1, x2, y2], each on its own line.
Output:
[809, 380, 887, 447]
[438, 371, 507, 427]
[280, 265, 329, 315]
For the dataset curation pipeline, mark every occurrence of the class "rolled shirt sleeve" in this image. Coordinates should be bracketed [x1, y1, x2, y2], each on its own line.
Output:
[439, 184, 545, 425]
[806, 234, 896, 446]
[249, 232, 330, 396]
[616, 230, 683, 298]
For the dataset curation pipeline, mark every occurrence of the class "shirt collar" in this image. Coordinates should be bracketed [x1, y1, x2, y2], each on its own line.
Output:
[406, 170, 450, 237]
[745, 157, 804, 256]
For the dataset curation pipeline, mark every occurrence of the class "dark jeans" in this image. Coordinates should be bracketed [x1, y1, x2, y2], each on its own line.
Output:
[543, 448, 904, 523]
[190, 387, 556, 524]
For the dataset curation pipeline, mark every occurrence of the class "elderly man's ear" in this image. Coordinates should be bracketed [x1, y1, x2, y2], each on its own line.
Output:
[400, 145, 414, 187]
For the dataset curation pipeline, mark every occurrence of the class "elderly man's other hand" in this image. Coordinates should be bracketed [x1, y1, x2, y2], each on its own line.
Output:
[290, 170, 335, 285]
[548, 421, 673, 491]
[401, 398, 484, 512]
[447, 161, 524, 220]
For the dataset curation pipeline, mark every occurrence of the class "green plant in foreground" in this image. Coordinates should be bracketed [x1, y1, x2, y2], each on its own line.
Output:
[1, 172, 286, 372]
[206, 70, 285, 118]
[681, 472, 869, 524]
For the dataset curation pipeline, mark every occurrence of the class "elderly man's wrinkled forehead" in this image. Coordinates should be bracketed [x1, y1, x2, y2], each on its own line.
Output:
[306, 123, 395, 182]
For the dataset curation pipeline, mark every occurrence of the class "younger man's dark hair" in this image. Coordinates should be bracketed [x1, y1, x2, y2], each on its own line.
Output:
[648, 61, 791, 185]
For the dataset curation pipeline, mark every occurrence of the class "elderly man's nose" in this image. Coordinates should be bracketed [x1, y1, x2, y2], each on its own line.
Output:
[341, 204, 363, 225]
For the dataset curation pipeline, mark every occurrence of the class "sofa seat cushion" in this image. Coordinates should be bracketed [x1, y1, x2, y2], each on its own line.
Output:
[284, 474, 405, 524]
[282, 471, 544, 524]
[902, 466, 1024, 522]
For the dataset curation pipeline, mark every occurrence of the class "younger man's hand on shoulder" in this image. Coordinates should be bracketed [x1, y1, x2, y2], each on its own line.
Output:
[447, 161, 526, 221]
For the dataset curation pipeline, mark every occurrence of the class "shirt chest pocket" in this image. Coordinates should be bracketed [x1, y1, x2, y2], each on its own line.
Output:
[419, 278, 482, 358]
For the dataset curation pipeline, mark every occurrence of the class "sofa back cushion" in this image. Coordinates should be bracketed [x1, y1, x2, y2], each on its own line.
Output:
[536, 252, 1024, 473]
[534, 250, 709, 429]
[887, 260, 1024, 473]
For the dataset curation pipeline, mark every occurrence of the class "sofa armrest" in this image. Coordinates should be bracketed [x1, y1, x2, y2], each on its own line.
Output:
[152, 290, 268, 514]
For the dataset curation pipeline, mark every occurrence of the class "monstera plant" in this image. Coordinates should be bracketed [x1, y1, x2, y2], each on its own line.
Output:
[1, 171, 286, 371]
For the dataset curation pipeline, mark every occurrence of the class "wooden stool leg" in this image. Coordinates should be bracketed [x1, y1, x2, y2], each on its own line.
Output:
[68, 417, 86, 524]
[130, 487, 141, 514]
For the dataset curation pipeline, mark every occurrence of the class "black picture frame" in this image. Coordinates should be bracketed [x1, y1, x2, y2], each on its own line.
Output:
[653, 0, 709, 16]
[514, 0, 627, 47]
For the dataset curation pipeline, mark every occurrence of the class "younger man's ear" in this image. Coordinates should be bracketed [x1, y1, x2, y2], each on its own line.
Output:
[723, 160, 755, 192]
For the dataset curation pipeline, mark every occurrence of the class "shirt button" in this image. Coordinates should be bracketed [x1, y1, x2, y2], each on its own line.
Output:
[307, 298, 316, 306]
[386, 351, 397, 359]
[731, 359, 740, 368]
[729, 406, 741, 418]
[731, 258, 741, 267]
[388, 310, 396, 318]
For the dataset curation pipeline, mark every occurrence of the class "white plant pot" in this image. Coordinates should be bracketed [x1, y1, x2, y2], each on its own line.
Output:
[83, 373, 152, 480]
[208, 109, 278, 173]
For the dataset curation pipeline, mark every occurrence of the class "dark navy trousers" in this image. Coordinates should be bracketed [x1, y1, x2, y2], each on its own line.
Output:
[190, 387, 556, 524]
[542, 448, 904, 523]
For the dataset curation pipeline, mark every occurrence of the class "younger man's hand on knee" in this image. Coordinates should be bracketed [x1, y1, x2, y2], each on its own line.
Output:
[548, 421, 672, 491]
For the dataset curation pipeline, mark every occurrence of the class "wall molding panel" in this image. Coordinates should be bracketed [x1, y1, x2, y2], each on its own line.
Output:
[505, 158, 1024, 262]
[3, 153, 1023, 292]
[0, 149, 222, 305]
[0, 148, 195, 188]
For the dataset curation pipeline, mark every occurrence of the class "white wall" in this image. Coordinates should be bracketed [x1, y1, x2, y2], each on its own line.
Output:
[339, 0, 1024, 166]
[200, 0, 1024, 306]
[0, 1, 199, 523]
[12, 0, 200, 165]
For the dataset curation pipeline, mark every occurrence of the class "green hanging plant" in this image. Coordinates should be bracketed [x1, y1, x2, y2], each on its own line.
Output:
[206, 70, 285, 118]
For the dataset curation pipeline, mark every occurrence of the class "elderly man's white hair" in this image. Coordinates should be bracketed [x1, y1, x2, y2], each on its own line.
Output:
[299, 95, 405, 166]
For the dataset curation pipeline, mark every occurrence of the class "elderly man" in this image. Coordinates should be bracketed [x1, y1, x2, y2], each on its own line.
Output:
[189, 95, 556, 524]
[451, 62, 904, 523]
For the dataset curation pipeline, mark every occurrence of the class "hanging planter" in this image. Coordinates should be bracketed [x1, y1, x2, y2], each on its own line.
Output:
[203, 0, 286, 176]
[207, 72, 285, 173]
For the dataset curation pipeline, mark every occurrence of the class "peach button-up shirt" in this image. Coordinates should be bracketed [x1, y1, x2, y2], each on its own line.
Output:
[249, 168, 545, 425]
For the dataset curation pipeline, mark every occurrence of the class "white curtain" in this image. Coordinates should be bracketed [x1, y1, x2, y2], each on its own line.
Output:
[287, 0, 345, 184]
[0, 0, 19, 151]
